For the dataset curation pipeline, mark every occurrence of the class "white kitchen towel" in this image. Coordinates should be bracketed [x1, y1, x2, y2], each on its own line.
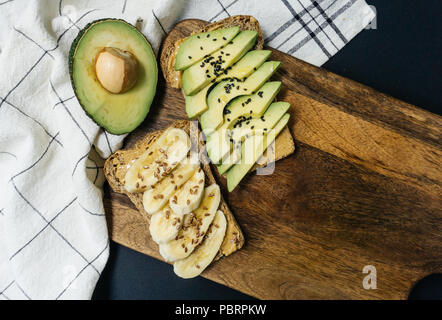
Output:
[0, 0, 375, 300]
[0, 0, 181, 300]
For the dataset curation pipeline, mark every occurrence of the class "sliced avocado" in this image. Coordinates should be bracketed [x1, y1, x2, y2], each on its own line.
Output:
[175, 27, 240, 71]
[69, 19, 157, 134]
[230, 102, 290, 143]
[185, 50, 271, 119]
[206, 81, 281, 163]
[200, 61, 281, 134]
[225, 113, 291, 191]
[216, 102, 290, 173]
[181, 30, 258, 96]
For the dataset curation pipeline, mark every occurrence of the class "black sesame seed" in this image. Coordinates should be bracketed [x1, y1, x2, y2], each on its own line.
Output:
[258, 91, 263, 98]
[197, 35, 200, 39]
[188, 56, 192, 59]
[253, 67, 257, 71]
[226, 53, 230, 56]
[218, 98, 221, 103]
[206, 75, 211, 78]
[200, 46, 203, 50]
[264, 128, 268, 131]
[207, 34, 210, 38]
[243, 88, 247, 91]
[227, 118, 230, 122]
[222, 36, 227, 40]
[251, 126, 255, 129]
[250, 110, 253, 114]
[213, 38, 217, 41]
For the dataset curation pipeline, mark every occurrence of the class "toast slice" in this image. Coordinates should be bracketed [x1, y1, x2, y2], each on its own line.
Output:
[160, 16, 295, 170]
[104, 120, 244, 259]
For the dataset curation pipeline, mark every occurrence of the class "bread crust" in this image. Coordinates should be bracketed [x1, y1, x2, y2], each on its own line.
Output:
[104, 120, 244, 258]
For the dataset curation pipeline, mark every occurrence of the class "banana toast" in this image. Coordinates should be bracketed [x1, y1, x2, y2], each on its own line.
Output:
[104, 120, 244, 260]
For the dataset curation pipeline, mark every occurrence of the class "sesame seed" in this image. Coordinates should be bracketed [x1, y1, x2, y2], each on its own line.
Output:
[200, 46, 203, 50]
[188, 56, 192, 59]
[207, 34, 210, 38]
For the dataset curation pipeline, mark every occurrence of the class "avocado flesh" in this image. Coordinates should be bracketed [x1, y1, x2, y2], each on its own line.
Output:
[206, 81, 282, 163]
[70, 19, 157, 134]
[230, 102, 290, 143]
[225, 113, 291, 191]
[200, 61, 281, 134]
[181, 30, 258, 96]
[216, 102, 290, 174]
[175, 26, 240, 71]
[185, 50, 271, 119]
[185, 50, 272, 119]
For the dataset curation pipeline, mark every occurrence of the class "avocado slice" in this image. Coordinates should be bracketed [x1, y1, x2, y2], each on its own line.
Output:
[175, 27, 240, 71]
[216, 102, 290, 174]
[69, 19, 157, 134]
[181, 30, 258, 96]
[225, 113, 291, 191]
[185, 50, 272, 119]
[200, 61, 281, 134]
[230, 102, 290, 142]
[206, 81, 281, 163]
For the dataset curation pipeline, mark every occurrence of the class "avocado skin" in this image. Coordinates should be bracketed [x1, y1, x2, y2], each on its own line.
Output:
[69, 18, 158, 135]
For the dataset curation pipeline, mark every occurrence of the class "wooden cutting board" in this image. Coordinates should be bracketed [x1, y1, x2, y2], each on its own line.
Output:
[103, 19, 442, 300]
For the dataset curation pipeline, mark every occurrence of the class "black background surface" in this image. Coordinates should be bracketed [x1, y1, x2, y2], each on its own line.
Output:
[93, 0, 442, 300]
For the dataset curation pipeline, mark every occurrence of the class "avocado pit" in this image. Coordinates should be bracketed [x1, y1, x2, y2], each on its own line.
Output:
[95, 47, 138, 94]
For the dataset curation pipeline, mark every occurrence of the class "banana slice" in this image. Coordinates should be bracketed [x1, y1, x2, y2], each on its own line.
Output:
[173, 210, 227, 279]
[143, 158, 199, 214]
[159, 184, 221, 262]
[149, 205, 184, 244]
[169, 167, 205, 216]
[124, 128, 190, 193]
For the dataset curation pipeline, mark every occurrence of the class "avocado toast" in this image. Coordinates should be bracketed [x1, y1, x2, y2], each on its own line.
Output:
[160, 16, 295, 191]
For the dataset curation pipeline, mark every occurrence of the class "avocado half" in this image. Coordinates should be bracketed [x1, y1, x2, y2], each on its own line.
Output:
[69, 19, 158, 135]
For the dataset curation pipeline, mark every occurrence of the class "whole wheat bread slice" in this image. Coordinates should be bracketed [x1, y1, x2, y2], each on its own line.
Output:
[104, 120, 244, 259]
[160, 15, 295, 167]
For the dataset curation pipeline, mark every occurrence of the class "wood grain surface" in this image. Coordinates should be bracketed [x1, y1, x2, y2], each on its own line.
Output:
[103, 19, 442, 300]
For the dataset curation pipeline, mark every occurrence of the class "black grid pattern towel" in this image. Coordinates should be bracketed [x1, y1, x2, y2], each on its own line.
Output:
[0, 0, 374, 300]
